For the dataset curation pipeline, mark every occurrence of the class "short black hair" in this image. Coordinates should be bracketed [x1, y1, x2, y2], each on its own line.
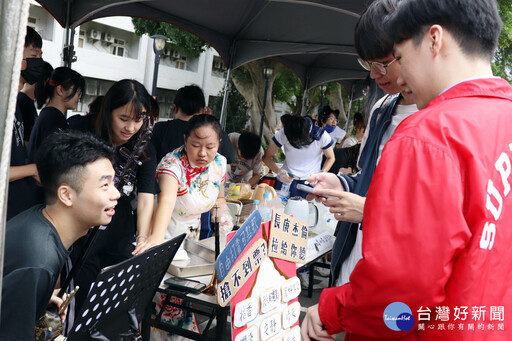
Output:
[353, 112, 365, 130]
[390, 0, 502, 60]
[238, 132, 261, 160]
[354, 0, 399, 60]
[282, 114, 312, 149]
[35, 131, 115, 204]
[185, 114, 222, 141]
[25, 26, 42, 49]
[174, 84, 205, 116]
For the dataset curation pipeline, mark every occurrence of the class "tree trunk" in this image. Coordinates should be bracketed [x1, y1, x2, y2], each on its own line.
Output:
[329, 85, 347, 130]
[231, 60, 284, 145]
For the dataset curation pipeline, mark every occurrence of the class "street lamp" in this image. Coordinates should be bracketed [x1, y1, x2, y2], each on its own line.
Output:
[319, 84, 327, 107]
[259, 65, 274, 140]
[151, 34, 168, 97]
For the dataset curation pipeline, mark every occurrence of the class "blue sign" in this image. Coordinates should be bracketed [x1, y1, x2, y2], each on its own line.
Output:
[216, 210, 261, 281]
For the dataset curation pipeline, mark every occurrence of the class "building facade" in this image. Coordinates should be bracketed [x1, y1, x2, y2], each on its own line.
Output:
[29, 1, 227, 119]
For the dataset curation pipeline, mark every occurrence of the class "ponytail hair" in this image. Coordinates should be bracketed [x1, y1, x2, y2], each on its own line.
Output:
[34, 61, 54, 109]
[35, 67, 85, 107]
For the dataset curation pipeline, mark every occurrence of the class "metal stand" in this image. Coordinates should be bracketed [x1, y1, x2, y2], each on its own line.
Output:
[67, 234, 186, 340]
[142, 286, 230, 341]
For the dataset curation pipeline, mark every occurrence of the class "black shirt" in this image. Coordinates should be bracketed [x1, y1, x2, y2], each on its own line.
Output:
[151, 118, 236, 165]
[17, 92, 38, 141]
[68, 114, 94, 133]
[0, 205, 69, 341]
[28, 107, 68, 163]
[7, 99, 39, 221]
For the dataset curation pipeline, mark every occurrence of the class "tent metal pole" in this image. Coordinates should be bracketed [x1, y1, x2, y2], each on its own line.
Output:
[219, 67, 232, 129]
[345, 86, 355, 132]
[301, 75, 310, 116]
[259, 75, 270, 140]
[63, 0, 76, 67]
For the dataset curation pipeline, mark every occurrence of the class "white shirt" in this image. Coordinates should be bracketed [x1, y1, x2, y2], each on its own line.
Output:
[359, 95, 418, 166]
[338, 96, 418, 286]
[329, 126, 347, 143]
[273, 129, 333, 179]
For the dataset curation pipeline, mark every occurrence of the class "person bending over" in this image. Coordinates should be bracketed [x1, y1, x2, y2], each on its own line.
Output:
[0, 131, 120, 340]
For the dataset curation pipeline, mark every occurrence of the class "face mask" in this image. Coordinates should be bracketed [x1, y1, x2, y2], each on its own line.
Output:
[324, 124, 335, 133]
[21, 58, 45, 85]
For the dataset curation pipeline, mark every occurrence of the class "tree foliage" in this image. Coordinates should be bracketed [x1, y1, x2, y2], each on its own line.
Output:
[211, 80, 249, 134]
[132, 18, 209, 58]
[272, 68, 303, 113]
[130, 17, 351, 137]
[494, 0, 512, 81]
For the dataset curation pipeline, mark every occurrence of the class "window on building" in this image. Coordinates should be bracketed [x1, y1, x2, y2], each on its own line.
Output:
[78, 30, 85, 48]
[110, 38, 126, 57]
[27, 17, 37, 29]
[212, 56, 227, 78]
[175, 60, 186, 70]
[155, 88, 177, 119]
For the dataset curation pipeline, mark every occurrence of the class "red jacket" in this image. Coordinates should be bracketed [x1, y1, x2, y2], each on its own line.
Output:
[319, 78, 512, 340]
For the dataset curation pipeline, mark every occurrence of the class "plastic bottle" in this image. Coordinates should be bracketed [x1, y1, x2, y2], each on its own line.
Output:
[259, 193, 272, 223]
[252, 199, 260, 214]
[278, 181, 291, 199]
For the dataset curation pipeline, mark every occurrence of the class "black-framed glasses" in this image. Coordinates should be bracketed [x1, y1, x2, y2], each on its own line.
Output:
[358, 57, 398, 75]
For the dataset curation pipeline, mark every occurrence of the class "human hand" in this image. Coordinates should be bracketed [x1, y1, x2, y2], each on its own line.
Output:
[202, 106, 213, 115]
[132, 234, 164, 255]
[305, 172, 343, 203]
[30, 164, 41, 185]
[218, 214, 233, 234]
[49, 289, 66, 322]
[314, 189, 365, 223]
[300, 304, 335, 341]
[277, 169, 293, 184]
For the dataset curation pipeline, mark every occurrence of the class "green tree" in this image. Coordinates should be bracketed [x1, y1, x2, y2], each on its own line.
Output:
[494, 0, 512, 81]
[211, 80, 249, 134]
[131, 18, 352, 141]
[272, 68, 303, 113]
[132, 18, 209, 58]
[231, 60, 285, 144]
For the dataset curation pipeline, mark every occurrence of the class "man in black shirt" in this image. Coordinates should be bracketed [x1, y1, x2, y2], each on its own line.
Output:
[151, 84, 235, 163]
[8, 27, 44, 220]
[0, 131, 120, 340]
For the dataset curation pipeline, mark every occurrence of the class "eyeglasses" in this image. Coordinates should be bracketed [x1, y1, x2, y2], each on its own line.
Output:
[327, 117, 338, 123]
[358, 57, 399, 75]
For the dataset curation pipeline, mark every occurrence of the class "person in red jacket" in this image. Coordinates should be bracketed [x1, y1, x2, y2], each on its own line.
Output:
[301, 0, 512, 340]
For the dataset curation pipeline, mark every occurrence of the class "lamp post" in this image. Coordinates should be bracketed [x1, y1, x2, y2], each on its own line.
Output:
[151, 35, 168, 97]
[319, 84, 327, 107]
[259, 65, 274, 140]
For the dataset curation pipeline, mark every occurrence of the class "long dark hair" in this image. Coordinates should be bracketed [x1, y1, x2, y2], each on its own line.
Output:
[94, 79, 159, 160]
[35, 66, 85, 107]
[281, 114, 312, 149]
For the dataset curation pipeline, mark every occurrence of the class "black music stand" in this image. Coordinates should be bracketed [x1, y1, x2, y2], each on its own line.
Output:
[67, 234, 186, 340]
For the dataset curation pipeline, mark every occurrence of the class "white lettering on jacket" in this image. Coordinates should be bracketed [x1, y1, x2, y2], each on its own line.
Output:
[480, 143, 512, 250]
